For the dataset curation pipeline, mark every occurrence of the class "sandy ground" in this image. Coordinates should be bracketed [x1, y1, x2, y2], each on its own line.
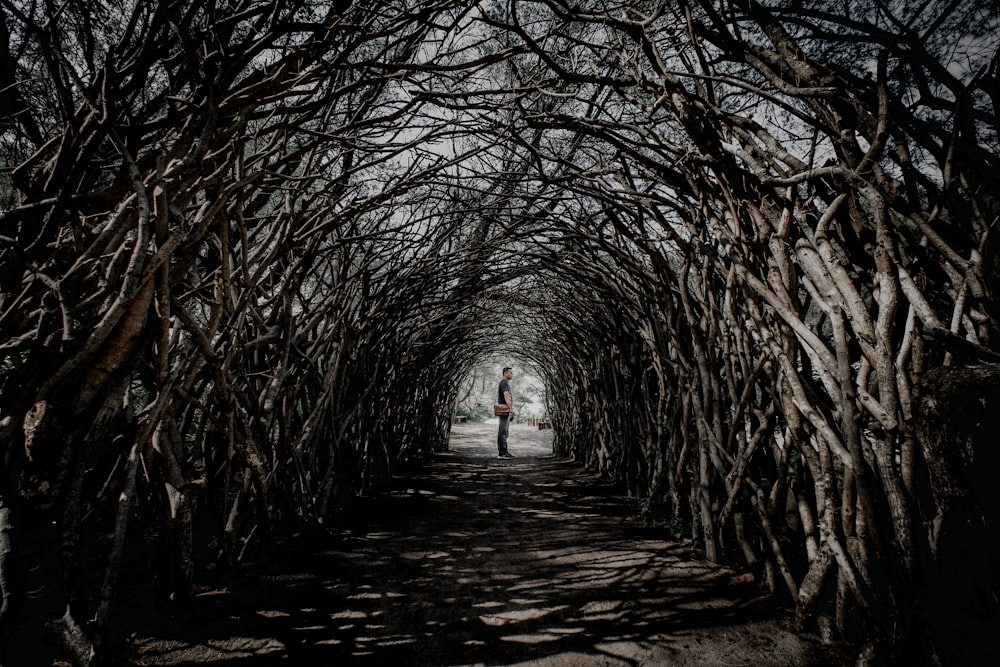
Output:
[115, 421, 852, 666]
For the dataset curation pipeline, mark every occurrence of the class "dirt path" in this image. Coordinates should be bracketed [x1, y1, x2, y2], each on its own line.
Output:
[124, 421, 849, 666]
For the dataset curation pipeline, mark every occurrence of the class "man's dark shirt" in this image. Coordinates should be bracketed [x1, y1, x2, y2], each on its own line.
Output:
[498, 378, 510, 405]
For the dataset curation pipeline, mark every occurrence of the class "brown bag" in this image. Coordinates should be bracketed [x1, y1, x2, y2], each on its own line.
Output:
[493, 403, 511, 417]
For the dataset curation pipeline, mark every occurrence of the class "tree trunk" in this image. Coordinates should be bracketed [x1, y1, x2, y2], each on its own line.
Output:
[915, 364, 1000, 663]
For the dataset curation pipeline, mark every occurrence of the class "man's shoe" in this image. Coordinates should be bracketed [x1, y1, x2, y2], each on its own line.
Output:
[498, 452, 513, 458]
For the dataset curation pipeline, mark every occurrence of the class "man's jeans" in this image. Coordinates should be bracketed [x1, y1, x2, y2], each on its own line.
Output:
[497, 415, 511, 453]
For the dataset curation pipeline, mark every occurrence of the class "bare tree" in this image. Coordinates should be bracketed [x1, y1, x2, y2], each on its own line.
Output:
[473, 0, 1000, 662]
[0, 0, 509, 661]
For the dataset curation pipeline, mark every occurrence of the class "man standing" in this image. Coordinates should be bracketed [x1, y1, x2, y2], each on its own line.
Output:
[497, 367, 515, 458]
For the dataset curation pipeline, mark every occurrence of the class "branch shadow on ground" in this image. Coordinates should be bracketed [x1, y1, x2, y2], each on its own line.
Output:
[120, 424, 848, 666]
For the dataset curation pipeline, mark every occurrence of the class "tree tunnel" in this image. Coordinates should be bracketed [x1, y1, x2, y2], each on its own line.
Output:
[1, 1, 999, 664]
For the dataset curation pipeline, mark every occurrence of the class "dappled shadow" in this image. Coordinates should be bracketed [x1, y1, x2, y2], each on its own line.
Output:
[122, 423, 849, 666]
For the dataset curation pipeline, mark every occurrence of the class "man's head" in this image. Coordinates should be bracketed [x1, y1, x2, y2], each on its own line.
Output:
[502, 367, 512, 379]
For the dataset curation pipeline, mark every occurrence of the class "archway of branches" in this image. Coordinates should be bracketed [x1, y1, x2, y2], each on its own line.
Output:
[2, 1, 999, 664]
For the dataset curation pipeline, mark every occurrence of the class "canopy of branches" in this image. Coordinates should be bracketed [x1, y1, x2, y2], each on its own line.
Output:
[1, 1, 998, 664]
